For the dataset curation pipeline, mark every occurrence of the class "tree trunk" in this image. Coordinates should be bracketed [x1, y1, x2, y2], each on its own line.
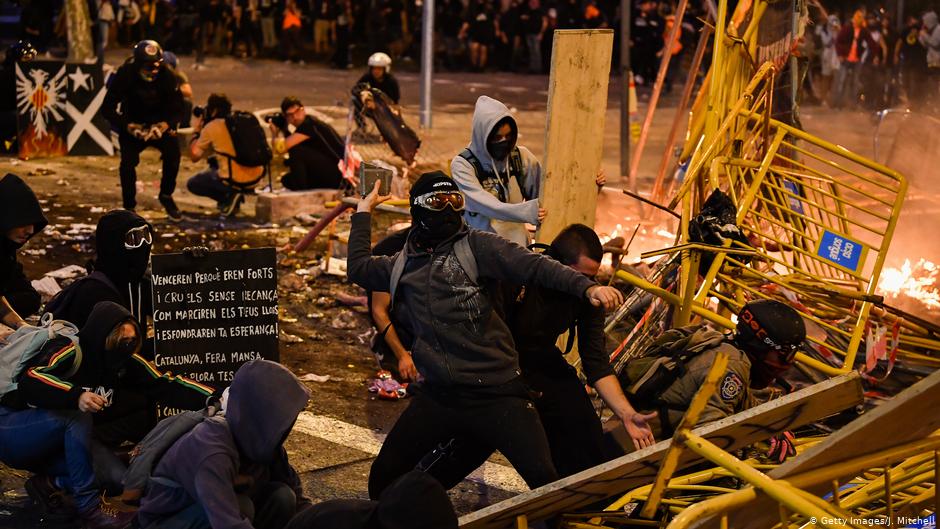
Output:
[66, 0, 95, 63]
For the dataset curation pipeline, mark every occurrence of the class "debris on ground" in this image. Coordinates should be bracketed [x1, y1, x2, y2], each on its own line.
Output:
[299, 373, 331, 383]
[330, 310, 359, 330]
[368, 370, 409, 400]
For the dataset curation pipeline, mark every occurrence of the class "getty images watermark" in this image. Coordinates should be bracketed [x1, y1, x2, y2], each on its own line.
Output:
[807, 515, 935, 528]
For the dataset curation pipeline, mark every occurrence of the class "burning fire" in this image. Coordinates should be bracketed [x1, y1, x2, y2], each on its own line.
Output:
[878, 259, 940, 310]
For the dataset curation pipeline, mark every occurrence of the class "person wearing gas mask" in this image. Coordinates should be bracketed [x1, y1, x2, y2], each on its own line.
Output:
[619, 299, 806, 457]
[0, 173, 47, 331]
[348, 172, 626, 498]
[450, 95, 544, 247]
[47, 210, 155, 331]
[0, 302, 166, 528]
[102, 40, 185, 220]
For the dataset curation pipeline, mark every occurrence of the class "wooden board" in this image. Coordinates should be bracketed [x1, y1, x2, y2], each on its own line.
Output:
[689, 369, 940, 529]
[458, 373, 864, 529]
[535, 29, 613, 244]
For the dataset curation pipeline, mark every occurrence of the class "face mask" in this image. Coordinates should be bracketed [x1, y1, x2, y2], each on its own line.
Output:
[411, 207, 463, 247]
[487, 139, 512, 161]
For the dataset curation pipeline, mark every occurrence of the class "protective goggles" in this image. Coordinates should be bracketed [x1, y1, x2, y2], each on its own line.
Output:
[124, 225, 153, 249]
[412, 191, 465, 212]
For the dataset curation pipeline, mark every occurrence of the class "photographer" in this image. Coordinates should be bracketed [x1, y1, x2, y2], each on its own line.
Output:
[269, 96, 344, 191]
[102, 40, 185, 220]
[187, 93, 265, 215]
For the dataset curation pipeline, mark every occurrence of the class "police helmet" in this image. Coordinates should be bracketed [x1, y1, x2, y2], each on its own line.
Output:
[368, 52, 392, 73]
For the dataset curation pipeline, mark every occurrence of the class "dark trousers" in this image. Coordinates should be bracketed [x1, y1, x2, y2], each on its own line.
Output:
[118, 131, 181, 210]
[332, 25, 351, 68]
[281, 26, 303, 62]
[187, 168, 234, 204]
[0, 406, 99, 513]
[367, 386, 558, 499]
[424, 364, 611, 486]
[141, 481, 296, 529]
[281, 145, 342, 191]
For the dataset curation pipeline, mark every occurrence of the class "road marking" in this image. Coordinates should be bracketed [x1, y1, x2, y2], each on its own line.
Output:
[293, 411, 528, 493]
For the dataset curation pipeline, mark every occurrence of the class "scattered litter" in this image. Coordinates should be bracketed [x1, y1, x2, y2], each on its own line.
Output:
[57, 215, 74, 221]
[323, 257, 347, 277]
[315, 296, 332, 307]
[279, 273, 307, 292]
[299, 373, 331, 383]
[46, 265, 88, 279]
[208, 240, 225, 251]
[368, 370, 409, 400]
[280, 330, 304, 343]
[279, 314, 298, 323]
[330, 310, 358, 330]
[160, 233, 176, 238]
[30, 276, 61, 299]
[28, 168, 56, 176]
[23, 248, 46, 256]
[292, 225, 311, 235]
[89, 206, 106, 213]
[306, 312, 324, 319]
[294, 266, 322, 279]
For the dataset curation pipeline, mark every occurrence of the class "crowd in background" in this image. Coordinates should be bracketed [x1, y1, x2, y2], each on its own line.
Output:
[803, 5, 940, 111]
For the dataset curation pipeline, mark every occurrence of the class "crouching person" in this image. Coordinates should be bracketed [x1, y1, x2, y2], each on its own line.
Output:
[0, 302, 145, 528]
[135, 359, 311, 529]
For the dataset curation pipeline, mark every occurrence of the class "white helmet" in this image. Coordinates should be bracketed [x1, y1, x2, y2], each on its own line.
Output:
[368, 52, 392, 72]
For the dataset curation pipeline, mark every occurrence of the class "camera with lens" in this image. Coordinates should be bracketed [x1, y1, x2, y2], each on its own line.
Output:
[263, 112, 289, 133]
[192, 105, 206, 119]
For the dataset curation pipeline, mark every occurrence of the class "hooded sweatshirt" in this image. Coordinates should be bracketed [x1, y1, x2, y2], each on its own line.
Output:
[102, 59, 184, 130]
[283, 470, 457, 529]
[48, 210, 153, 328]
[0, 173, 47, 317]
[920, 12, 940, 68]
[137, 360, 310, 529]
[450, 96, 542, 247]
[1, 301, 213, 411]
[348, 212, 595, 389]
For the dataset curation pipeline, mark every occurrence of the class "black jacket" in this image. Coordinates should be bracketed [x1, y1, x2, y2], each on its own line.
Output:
[356, 72, 400, 104]
[102, 60, 184, 130]
[0, 173, 47, 317]
[1, 302, 213, 411]
[347, 212, 595, 389]
[509, 282, 613, 385]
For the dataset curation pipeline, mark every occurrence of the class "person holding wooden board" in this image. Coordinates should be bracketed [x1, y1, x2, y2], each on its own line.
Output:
[347, 172, 625, 498]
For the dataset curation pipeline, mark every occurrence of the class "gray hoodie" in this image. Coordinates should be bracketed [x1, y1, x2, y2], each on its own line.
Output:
[921, 12, 940, 68]
[450, 96, 542, 247]
[137, 360, 311, 529]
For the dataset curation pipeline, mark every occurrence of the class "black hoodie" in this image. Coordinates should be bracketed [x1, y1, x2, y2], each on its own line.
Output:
[102, 59, 184, 130]
[0, 173, 47, 317]
[1, 301, 213, 411]
[138, 360, 311, 529]
[48, 210, 153, 328]
[284, 471, 458, 529]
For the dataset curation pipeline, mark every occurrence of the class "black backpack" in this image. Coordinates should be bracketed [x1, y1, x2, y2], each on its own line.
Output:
[224, 111, 272, 169]
[458, 147, 528, 205]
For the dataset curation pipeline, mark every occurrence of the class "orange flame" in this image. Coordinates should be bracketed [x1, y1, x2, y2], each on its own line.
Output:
[878, 259, 940, 310]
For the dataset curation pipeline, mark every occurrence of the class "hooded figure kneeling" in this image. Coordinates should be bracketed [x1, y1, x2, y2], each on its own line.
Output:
[135, 360, 311, 529]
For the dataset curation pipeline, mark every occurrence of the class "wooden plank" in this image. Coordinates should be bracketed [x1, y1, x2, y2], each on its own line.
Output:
[458, 373, 864, 529]
[689, 369, 940, 529]
[535, 29, 613, 244]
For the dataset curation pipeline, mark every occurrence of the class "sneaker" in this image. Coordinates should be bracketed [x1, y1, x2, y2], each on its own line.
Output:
[80, 502, 136, 529]
[25, 475, 75, 520]
[219, 193, 244, 217]
[158, 194, 182, 222]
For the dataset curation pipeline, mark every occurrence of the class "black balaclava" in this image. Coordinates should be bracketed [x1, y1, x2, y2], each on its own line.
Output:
[81, 301, 139, 375]
[94, 210, 152, 286]
[409, 171, 464, 249]
[733, 299, 806, 389]
[485, 116, 518, 162]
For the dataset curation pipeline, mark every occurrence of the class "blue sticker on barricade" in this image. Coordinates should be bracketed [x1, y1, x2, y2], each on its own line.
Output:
[782, 180, 804, 214]
[817, 230, 865, 273]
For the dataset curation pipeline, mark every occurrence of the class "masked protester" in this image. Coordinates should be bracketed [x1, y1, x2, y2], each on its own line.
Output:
[135, 360, 312, 529]
[348, 172, 625, 498]
[450, 96, 544, 247]
[0, 173, 47, 329]
[48, 210, 154, 329]
[620, 299, 806, 438]
[0, 302, 151, 528]
[419, 225, 655, 487]
[102, 40, 185, 220]
[284, 471, 457, 529]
